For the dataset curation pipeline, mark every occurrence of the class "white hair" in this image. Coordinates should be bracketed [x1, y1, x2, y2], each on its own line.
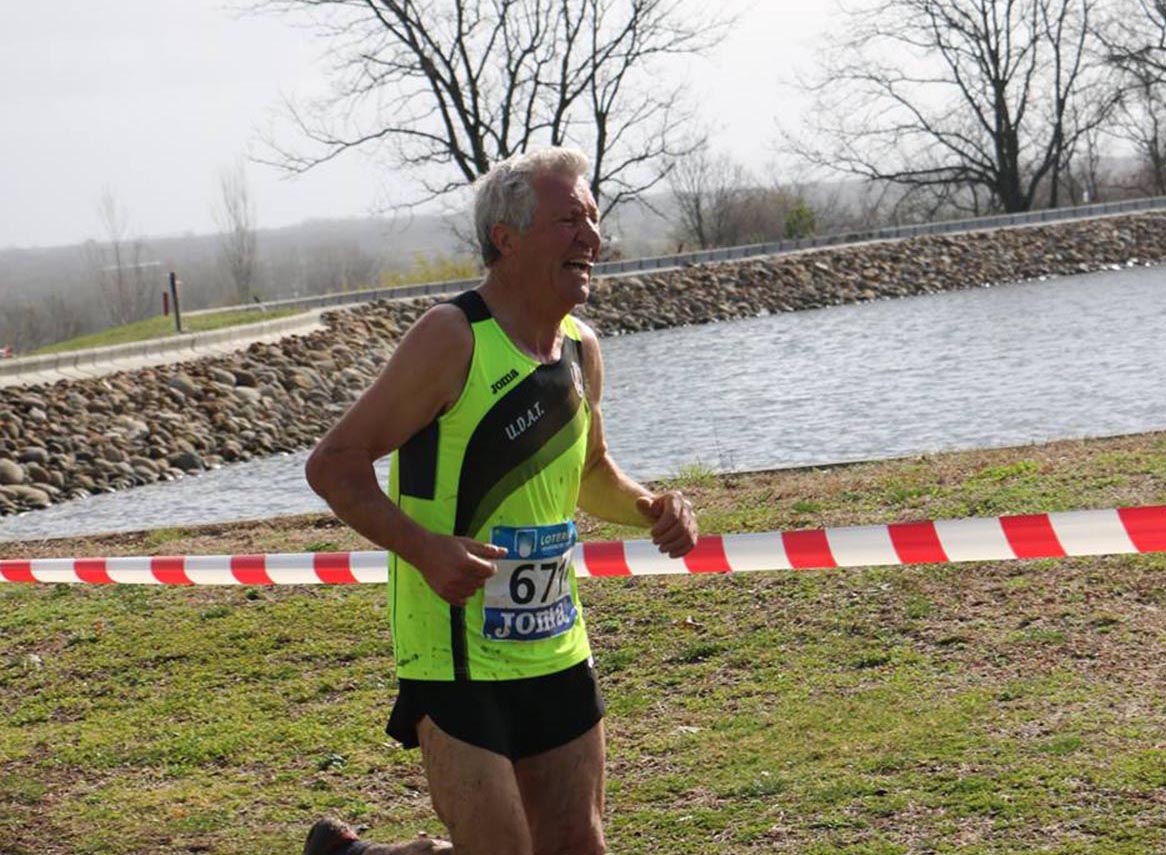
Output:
[473, 147, 591, 266]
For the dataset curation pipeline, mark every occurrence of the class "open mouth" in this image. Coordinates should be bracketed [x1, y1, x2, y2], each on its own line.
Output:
[564, 260, 593, 272]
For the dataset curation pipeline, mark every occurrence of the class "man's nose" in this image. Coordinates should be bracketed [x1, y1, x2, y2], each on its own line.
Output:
[578, 219, 601, 255]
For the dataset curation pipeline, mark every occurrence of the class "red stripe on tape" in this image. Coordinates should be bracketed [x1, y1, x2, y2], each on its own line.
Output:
[150, 556, 192, 586]
[76, 558, 113, 585]
[231, 554, 272, 585]
[889, 520, 949, 564]
[314, 552, 358, 585]
[683, 536, 732, 574]
[0, 561, 34, 583]
[782, 529, 836, 569]
[1000, 514, 1066, 559]
[1117, 505, 1166, 552]
[582, 541, 631, 576]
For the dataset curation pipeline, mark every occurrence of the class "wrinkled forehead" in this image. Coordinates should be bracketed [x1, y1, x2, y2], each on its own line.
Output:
[531, 171, 598, 216]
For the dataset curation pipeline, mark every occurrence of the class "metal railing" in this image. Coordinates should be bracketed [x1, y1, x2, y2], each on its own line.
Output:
[595, 195, 1166, 275]
[201, 195, 1166, 316]
[0, 310, 324, 386]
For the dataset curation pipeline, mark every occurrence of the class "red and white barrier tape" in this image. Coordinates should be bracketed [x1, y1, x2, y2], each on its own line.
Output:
[2, 505, 1165, 586]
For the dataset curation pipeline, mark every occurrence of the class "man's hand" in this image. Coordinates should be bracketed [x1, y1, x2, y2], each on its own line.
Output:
[635, 491, 698, 558]
[409, 533, 507, 606]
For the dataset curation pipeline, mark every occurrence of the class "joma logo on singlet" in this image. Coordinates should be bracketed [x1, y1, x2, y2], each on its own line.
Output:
[491, 368, 520, 395]
[504, 401, 544, 441]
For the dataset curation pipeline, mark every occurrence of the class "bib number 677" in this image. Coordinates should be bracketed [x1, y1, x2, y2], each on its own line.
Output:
[509, 554, 569, 606]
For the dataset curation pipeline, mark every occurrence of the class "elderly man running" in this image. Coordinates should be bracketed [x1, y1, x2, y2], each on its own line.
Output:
[303, 147, 698, 855]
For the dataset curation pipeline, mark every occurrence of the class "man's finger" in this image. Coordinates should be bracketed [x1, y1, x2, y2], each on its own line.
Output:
[464, 557, 498, 579]
[466, 540, 508, 558]
[655, 530, 691, 555]
[651, 503, 690, 538]
[651, 512, 683, 538]
[636, 495, 658, 519]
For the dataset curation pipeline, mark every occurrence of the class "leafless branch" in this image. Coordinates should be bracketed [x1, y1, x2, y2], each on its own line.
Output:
[786, 0, 1114, 214]
[252, 0, 729, 216]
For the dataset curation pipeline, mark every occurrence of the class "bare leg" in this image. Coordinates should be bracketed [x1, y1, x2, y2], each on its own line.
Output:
[417, 715, 534, 855]
[515, 721, 606, 855]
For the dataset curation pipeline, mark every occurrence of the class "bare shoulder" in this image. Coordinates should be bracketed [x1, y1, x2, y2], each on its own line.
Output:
[572, 316, 603, 364]
[395, 301, 473, 360]
[572, 315, 599, 343]
[376, 300, 473, 415]
[571, 315, 604, 399]
[315, 301, 473, 461]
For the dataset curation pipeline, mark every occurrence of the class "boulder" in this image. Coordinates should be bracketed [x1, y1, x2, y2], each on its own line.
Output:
[168, 373, 199, 397]
[8, 485, 51, 509]
[18, 447, 49, 465]
[234, 386, 263, 404]
[167, 450, 204, 472]
[208, 367, 237, 386]
[112, 416, 150, 440]
[0, 459, 24, 485]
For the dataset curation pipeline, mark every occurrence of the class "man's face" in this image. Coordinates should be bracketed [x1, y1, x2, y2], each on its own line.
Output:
[514, 172, 601, 306]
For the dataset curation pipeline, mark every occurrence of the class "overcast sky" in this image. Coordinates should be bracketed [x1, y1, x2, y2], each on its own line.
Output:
[1, 1, 834, 250]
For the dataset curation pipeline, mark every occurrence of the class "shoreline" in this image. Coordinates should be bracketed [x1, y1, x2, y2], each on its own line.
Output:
[3, 428, 1163, 561]
[2, 210, 1165, 518]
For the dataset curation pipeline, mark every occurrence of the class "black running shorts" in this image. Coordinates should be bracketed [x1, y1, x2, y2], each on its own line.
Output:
[385, 659, 605, 761]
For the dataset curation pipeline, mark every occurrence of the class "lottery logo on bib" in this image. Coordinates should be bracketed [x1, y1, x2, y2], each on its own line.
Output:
[485, 522, 578, 641]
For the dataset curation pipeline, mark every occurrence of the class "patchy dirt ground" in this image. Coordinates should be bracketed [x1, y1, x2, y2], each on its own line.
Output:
[3, 432, 1166, 853]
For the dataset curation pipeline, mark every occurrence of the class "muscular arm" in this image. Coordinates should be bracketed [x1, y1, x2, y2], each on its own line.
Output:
[305, 304, 504, 603]
[574, 321, 698, 557]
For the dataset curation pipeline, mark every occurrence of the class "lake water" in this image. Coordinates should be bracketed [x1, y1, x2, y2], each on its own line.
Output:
[1, 265, 1163, 542]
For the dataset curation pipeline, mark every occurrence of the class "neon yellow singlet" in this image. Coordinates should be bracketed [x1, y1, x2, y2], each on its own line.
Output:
[387, 290, 593, 681]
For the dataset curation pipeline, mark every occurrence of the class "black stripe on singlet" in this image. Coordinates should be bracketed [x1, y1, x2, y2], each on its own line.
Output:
[447, 290, 494, 680]
[453, 339, 583, 537]
[444, 291, 585, 680]
[449, 289, 491, 322]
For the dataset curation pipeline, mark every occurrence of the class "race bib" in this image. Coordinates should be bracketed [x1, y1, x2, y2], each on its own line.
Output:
[484, 522, 578, 642]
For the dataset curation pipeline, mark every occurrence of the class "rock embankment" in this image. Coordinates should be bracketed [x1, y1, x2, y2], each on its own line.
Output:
[2, 213, 1164, 516]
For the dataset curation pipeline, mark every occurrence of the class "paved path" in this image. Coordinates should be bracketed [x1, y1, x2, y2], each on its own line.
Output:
[0, 309, 327, 389]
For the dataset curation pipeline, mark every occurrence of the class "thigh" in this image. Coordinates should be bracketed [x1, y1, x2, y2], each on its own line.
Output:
[514, 721, 606, 855]
[417, 716, 533, 855]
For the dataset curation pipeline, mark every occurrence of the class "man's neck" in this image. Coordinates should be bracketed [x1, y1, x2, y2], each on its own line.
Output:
[479, 271, 569, 362]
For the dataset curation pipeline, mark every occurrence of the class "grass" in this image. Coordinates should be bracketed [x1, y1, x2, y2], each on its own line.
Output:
[31, 308, 303, 355]
[378, 252, 480, 289]
[2, 432, 1166, 853]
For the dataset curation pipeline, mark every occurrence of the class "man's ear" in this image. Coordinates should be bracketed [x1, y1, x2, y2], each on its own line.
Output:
[490, 221, 517, 260]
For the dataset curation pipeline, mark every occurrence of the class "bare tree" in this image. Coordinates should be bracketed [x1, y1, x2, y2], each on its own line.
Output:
[1101, 0, 1166, 194]
[671, 148, 819, 248]
[790, 0, 1117, 214]
[721, 186, 802, 245]
[1063, 120, 1111, 202]
[214, 162, 260, 304]
[0, 293, 89, 354]
[1104, 0, 1166, 75]
[257, 0, 727, 217]
[669, 149, 752, 249]
[90, 189, 156, 326]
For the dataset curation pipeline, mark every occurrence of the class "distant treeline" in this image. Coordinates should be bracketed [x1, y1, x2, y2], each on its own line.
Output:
[0, 164, 1153, 355]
